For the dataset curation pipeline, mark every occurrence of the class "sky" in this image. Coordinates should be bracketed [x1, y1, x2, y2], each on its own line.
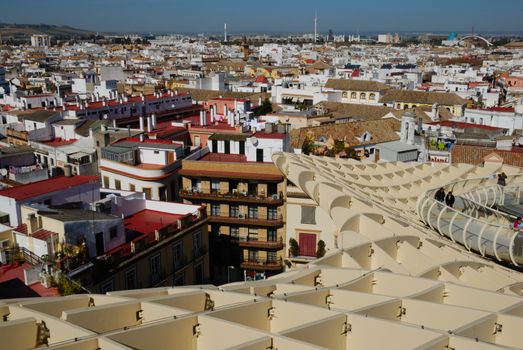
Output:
[1, 0, 523, 34]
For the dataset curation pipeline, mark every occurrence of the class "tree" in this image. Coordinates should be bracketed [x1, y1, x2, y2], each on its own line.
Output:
[316, 240, 326, 258]
[289, 238, 299, 257]
[56, 275, 83, 296]
[257, 98, 273, 115]
[301, 137, 315, 155]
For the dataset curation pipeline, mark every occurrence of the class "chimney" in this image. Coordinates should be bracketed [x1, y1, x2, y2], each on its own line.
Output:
[139, 116, 145, 131]
[151, 114, 157, 129]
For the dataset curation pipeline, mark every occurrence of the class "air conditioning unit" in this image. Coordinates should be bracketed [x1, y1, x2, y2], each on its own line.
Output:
[272, 194, 280, 200]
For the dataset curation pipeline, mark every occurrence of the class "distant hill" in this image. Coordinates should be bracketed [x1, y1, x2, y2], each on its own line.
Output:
[0, 23, 96, 41]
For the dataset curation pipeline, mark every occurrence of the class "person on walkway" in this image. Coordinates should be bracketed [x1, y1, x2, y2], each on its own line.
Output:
[434, 188, 445, 202]
[445, 191, 455, 208]
[514, 217, 523, 230]
[498, 172, 507, 187]
[514, 218, 523, 257]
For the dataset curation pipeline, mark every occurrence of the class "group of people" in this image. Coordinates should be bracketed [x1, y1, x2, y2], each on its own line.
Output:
[434, 187, 455, 208]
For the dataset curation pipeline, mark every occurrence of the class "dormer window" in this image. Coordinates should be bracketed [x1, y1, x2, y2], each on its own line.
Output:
[362, 131, 372, 142]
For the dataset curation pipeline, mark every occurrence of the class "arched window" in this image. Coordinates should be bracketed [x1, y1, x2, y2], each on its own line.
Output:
[351, 92, 357, 99]
[342, 92, 348, 98]
[360, 93, 366, 100]
[369, 93, 376, 100]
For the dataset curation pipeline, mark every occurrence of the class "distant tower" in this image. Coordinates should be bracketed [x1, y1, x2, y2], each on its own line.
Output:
[224, 23, 228, 42]
[314, 11, 318, 43]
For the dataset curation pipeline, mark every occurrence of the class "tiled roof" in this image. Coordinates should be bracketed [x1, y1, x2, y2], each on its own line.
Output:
[380, 89, 467, 106]
[290, 118, 400, 149]
[451, 144, 523, 167]
[315, 101, 395, 120]
[0, 175, 99, 201]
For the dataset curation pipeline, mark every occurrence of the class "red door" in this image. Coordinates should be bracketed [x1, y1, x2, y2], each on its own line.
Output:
[299, 233, 317, 257]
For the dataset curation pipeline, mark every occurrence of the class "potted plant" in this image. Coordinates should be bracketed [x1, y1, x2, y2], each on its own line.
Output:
[289, 238, 299, 257]
[316, 240, 326, 258]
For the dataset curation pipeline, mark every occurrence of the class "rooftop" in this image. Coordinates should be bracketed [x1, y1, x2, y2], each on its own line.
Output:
[0, 175, 99, 201]
[124, 209, 184, 235]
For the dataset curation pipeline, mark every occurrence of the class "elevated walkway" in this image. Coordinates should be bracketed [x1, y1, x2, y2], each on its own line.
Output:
[417, 178, 523, 267]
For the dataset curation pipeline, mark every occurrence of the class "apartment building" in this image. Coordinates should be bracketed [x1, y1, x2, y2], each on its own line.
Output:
[179, 139, 287, 282]
[99, 137, 186, 201]
[75, 194, 209, 292]
[324, 79, 391, 105]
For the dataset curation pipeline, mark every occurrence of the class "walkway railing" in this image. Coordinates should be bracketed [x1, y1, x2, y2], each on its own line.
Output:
[416, 175, 523, 267]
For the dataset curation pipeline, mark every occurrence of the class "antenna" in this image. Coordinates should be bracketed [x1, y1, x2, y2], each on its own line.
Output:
[314, 11, 318, 43]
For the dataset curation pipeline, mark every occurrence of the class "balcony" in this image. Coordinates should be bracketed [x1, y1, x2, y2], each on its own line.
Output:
[237, 237, 284, 250]
[240, 257, 283, 271]
[180, 189, 284, 205]
[208, 215, 284, 228]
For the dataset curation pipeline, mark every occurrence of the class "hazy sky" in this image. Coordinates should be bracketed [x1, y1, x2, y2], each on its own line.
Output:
[1, 0, 523, 34]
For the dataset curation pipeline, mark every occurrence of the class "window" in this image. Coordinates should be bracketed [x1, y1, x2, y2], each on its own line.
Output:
[194, 263, 204, 284]
[129, 183, 136, 191]
[224, 140, 230, 154]
[125, 267, 137, 289]
[248, 250, 258, 262]
[239, 141, 245, 155]
[193, 231, 202, 257]
[211, 203, 221, 216]
[230, 226, 240, 238]
[256, 149, 264, 162]
[114, 179, 121, 190]
[154, 150, 159, 154]
[350, 92, 357, 99]
[342, 92, 348, 98]
[211, 140, 218, 153]
[360, 93, 366, 100]
[230, 204, 239, 217]
[268, 207, 278, 220]
[103, 176, 109, 188]
[191, 179, 201, 192]
[150, 254, 161, 284]
[159, 186, 167, 201]
[369, 93, 376, 100]
[229, 180, 239, 193]
[174, 273, 185, 286]
[248, 206, 258, 219]
[248, 183, 257, 196]
[301, 206, 316, 224]
[267, 183, 278, 196]
[194, 136, 201, 147]
[143, 188, 152, 200]
[211, 179, 220, 193]
[173, 242, 183, 270]
[267, 251, 277, 263]
[267, 229, 277, 242]
[110, 226, 118, 240]
[101, 280, 114, 293]
[248, 228, 258, 241]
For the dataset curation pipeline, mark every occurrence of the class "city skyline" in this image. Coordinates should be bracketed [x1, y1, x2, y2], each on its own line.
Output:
[1, 0, 523, 34]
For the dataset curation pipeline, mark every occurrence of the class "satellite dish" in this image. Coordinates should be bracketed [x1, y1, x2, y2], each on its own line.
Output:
[0, 169, 7, 176]
[250, 137, 258, 146]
